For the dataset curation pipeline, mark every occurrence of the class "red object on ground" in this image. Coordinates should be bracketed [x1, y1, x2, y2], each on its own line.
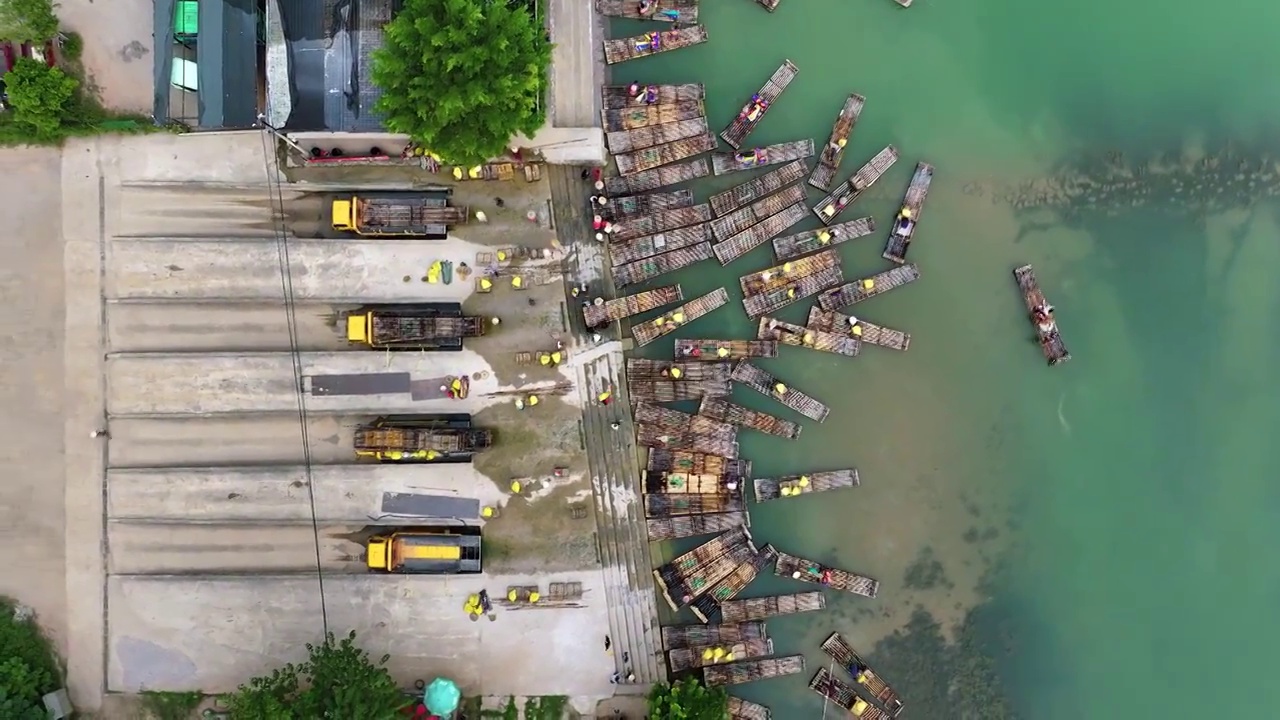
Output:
[1, 43, 16, 72]
[591, 167, 603, 182]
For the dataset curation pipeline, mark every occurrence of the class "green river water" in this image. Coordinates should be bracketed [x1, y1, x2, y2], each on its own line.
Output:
[614, 0, 1280, 717]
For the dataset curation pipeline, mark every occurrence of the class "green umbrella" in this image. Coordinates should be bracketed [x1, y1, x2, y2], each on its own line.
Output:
[424, 677, 461, 715]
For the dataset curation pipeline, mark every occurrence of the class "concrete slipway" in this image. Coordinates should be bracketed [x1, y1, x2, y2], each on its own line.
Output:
[107, 571, 612, 696]
[107, 414, 364, 467]
[104, 350, 567, 416]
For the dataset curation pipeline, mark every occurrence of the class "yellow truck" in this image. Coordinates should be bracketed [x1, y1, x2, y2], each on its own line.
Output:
[344, 303, 485, 351]
[366, 529, 483, 574]
[331, 192, 468, 237]
[354, 414, 493, 463]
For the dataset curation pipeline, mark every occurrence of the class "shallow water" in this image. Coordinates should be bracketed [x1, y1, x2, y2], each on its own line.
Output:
[615, 0, 1280, 717]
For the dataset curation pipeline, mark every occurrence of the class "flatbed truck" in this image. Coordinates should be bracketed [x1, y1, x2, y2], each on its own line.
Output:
[345, 303, 486, 351]
[354, 414, 493, 462]
[331, 192, 468, 237]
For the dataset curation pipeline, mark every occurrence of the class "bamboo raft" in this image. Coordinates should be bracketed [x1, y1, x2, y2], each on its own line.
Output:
[775, 550, 879, 598]
[807, 307, 911, 351]
[731, 361, 830, 422]
[635, 403, 736, 442]
[604, 158, 710, 195]
[713, 203, 809, 266]
[644, 470, 742, 496]
[704, 655, 804, 687]
[612, 204, 711, 241]
[607, 118, 711, 154]
[709, 160, 808, 217]
[741, 265, 845, 320]
[670, 639, 774, 673]
[648, 448, 752, 477]
[645, 492, 744, 518]
[697, 396, 801, 439]
[610, 224, 713, 267]
[813, 145, 901, 224]
[632, 287, 730, 347]
[603, 26, 709, 65]
[821, 632, 905, 717]
[711, 185, 807, 242]
[660, 541, 761, 611]
[613, 242, 714, 288]
[712, 140, 815, 176]
[720, 60, 799, 149]
[634, 402, 739, 458]
[757, 316, 860, 357]
[602, 83, 705, 110]
[691, 545, 778, 623]
[739, 249, 839, 297]
[602, 101, 706, 132]
[752, 0, 782, 11]
[627, 358, 732, 383]
[597, 0, 699, 23]
[728, 696, 772, 720]
[1014, 264, 1071, 366]
[719, 592, 826, 624]
[772, 217, 875, 262]
[882, 162, 935, 264]
[648, 511, 749, 542]
[809, 669, 892, 720]
[583, 285, 683, 329]
[675, 339, 778, 362]
[599, 190, 694, 221]
[630, 379, 730, 405]
[662, 621, 768, 650]
[809, 94, 866, 190]
[753, 468, 859, 502]
[653, 526, 752, 592]
[616, 134, 718, 177]
[817, 263, 921, 311]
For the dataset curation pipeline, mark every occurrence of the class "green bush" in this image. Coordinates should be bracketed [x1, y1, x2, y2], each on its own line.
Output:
[0, 0, 60, 43]
[647, 677, 728, 720]
[0, 598, 62, 720]
[4, 58, 82, 141]
[61, 31, 83, 61]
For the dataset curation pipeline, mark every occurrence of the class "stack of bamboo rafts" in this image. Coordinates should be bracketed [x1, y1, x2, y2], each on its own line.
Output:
[598, 189, 694, 223]
[704, 653, 805, 687]
[739, 249, 845, 320]
[690, 544, 778, 623]
[698, 396, 801, 439]
[774, 549, 880, 598]
[597, 0, 699, 23]
[806, 307, 911, 352]
[603, 26, 708, 65]
[757, 316, 860, 358]
[753, 469, 859, 502]
[627, 358, 731, 405]
[820, 632, 906, 717]
[653, 527, 757, 611]
[583, 285, 683, 330]
[731, 361, 831, 422]
[719, 591, 827, 624]
[644, 448, 753, 539]
[634, 402, 739, 459]
[631, 288, 729, 347]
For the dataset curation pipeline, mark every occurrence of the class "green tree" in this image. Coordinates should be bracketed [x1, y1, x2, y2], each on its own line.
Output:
[0, 0, 60, 43]
[4, 58, 81, 141]
[371, 0, 552, 164]
[222, 631, 408, 720]
[647, 677, 729, 720]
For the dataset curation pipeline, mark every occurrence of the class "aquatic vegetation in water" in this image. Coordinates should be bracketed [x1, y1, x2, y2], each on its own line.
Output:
[902, 547, 953, 591]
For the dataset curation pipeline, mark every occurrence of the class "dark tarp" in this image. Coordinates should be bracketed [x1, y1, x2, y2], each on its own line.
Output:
[198, 0, 260, 128]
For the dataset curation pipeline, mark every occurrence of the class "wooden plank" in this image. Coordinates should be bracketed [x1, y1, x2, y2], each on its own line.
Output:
[613, 241, 714, 288]
[632, 288, 730, 347]
[713, 203, 808, 266]
[607, 118, 710, 154]
[731, 361, 830, 422]
[808, 94, 866, 190]
[612, 204, 711, 241]
[882, 162, 935, 263]
[757, 316, 860, 357]
[604, 158, 710, 195]
[709, 160, 807, 217]
[602, 101, 705, 132]
[817, 263, 921, 311]
[772, 216, 875, 262]
[1014, 264, 1071, 366]
[583, 285, 683, 329]
[602, 83, 705, 109]
[812, 145, 900, 224]
[806, 307, 911, 352]
[752, 468, 859, 502]
[616, 133, 717, 176]
[712, 139, 814, 176]
[603, 26, 709, 65]
[720, 60, 799, 149]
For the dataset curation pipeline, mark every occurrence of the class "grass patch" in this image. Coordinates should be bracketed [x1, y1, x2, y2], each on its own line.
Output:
[525, 695, 569, 720]
[0, 597, 63, 719]
[140, 690, 204, 720]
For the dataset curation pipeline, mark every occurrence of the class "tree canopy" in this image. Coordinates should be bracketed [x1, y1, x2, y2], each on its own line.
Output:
[221, 631, 408, 720]
[0, 0, 60, 43]
[647, 677, 729, 720]
[4, 58, 80, 141]
[371, 0, 553, 164]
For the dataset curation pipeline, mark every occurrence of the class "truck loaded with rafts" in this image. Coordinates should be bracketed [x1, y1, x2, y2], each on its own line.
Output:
[345, 303, 486, 351]
[354, 414, 492, 463]
[331, 192, 468, 237]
